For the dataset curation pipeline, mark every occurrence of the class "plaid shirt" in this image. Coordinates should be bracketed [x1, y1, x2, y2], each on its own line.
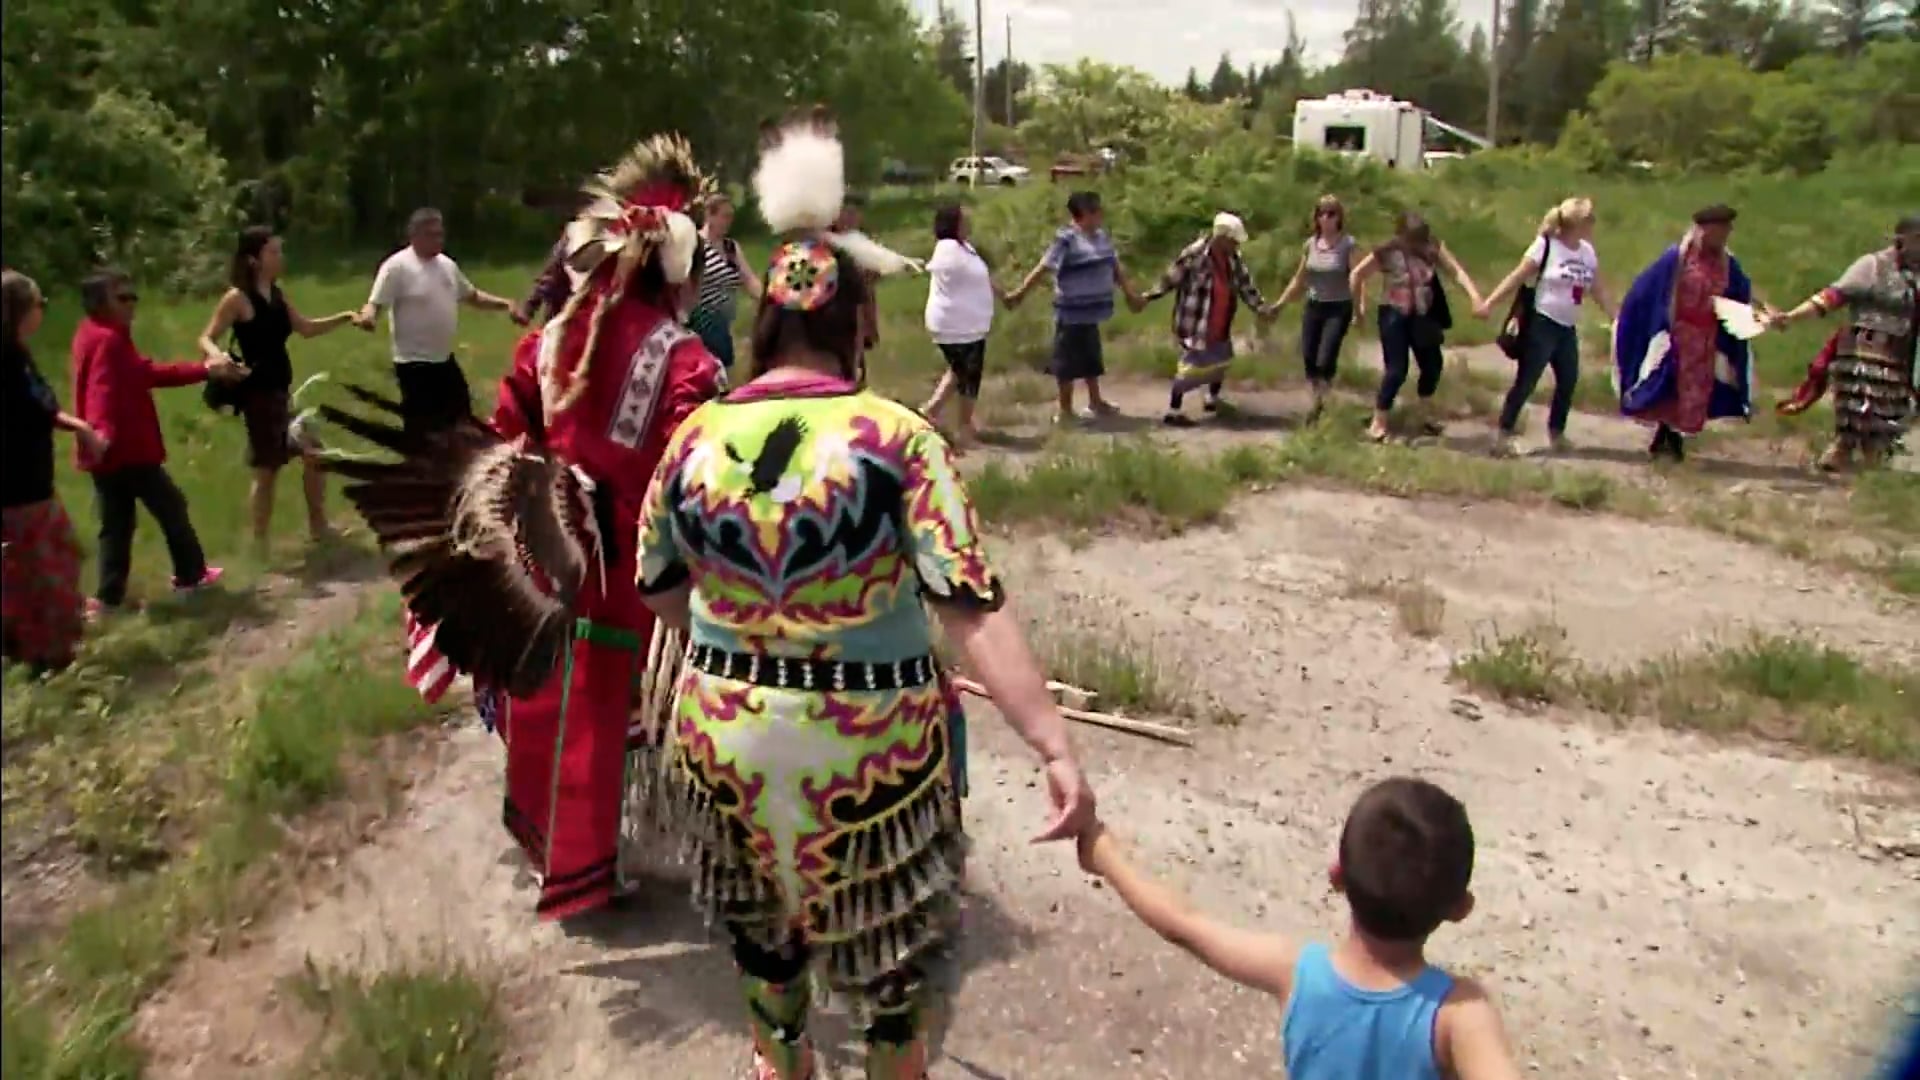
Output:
[1144, 236, 1266, 350]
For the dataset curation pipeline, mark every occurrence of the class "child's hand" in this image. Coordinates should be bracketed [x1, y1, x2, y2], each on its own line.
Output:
[1076, 819, 1110, 875]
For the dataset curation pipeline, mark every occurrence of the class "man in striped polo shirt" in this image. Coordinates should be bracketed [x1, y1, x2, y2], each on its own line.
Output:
[1006, 190, 1144, 424]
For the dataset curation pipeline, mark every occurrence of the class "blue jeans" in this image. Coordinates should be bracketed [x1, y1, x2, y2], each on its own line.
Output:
[1498, 317, 1579, 436]
[1375, 306, 1445, 411]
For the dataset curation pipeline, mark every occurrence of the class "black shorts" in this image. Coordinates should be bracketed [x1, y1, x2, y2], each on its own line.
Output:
[394, 357, 472, 436]
[937, 340, 988, 399]
[242, 389, 293, 469]
[1050, 322, 1105, 382]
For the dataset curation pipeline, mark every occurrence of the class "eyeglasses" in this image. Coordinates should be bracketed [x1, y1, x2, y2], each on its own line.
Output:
[116, 292, 139, 303]
[1317, 209, 1339, 218]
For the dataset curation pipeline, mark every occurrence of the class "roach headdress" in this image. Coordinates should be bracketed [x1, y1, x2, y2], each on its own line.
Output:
[544, 133, 714, 415]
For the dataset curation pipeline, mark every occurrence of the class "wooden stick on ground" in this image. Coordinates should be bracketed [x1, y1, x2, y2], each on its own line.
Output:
[948, 674, 1195, 747]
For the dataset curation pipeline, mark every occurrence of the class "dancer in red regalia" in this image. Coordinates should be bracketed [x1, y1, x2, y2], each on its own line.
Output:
[324, 134, 725, 921]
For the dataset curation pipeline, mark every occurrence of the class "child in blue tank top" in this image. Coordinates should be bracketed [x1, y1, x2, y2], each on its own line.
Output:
[1078, 777, 1522, 1080]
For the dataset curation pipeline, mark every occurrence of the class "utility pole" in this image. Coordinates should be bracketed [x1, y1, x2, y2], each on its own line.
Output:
[1486, 0, 1501, 147]
[969, 0, 985, 188]
[1004, 15, 1014, 127]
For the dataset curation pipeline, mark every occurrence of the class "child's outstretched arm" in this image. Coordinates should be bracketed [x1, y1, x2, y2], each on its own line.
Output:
[1438, 977, 1524, 1080]
[1078, 823, 1297, 997]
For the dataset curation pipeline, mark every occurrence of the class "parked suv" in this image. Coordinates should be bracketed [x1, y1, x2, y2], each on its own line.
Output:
[948, 156, 1031, 186]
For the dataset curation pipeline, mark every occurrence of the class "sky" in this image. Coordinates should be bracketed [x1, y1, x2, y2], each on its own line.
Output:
[905, 0, 1496, 84]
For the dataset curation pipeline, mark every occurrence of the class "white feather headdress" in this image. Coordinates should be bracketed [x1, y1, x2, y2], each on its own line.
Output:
[751, 109, 924, 280]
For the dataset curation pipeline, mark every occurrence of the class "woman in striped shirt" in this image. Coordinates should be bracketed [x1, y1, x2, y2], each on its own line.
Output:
[687, 192, 764, 372]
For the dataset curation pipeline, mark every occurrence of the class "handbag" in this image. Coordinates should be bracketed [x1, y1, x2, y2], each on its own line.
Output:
[202, 328, 252, 415]
[1495, 234, 1552, 361]
[1411, 273, 1452, 351]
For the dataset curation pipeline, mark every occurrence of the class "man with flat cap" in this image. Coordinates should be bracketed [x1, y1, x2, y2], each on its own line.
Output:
[1612, 203, 1755, 461]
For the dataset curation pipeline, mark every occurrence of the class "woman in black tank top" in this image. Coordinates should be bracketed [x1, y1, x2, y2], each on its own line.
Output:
[198, 227, 357, 552]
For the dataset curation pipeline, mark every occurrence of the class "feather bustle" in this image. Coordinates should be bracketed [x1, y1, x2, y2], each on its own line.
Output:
[315, 381, 609, 697]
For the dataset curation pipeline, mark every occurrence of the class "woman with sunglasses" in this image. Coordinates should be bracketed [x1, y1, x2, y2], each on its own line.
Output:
[71, 269, 244, 613]
[1271, 195, 1361, 422]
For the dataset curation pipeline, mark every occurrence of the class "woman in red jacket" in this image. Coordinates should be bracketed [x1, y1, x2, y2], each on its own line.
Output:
[71, 268, 245, 612]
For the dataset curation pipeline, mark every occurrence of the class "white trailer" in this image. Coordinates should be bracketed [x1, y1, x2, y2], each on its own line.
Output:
[1291, 90, 1488, 172]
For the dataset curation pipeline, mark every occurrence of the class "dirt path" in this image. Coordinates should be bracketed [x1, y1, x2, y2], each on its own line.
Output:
[134, 492, 1918, 1078]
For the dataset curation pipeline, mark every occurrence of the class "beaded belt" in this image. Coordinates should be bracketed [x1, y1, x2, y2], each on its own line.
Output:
[688, 645, 937, 691]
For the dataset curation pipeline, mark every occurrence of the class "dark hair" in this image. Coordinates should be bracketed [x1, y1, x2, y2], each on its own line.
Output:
[1337, 777, 1475, 942]
[1691, 204, 1737, 227]
[933, 202, 965, 243]
[1066, 191, 1102, 221]
[931, 202, 989, 269]
[1375, 211, 1436, 262]
[80, 268, 132, 318]
[2, 269, 42, 351]
[843, 191, 868, 209]
[228, 225, 277, 291]
[748, 245, 869, 380]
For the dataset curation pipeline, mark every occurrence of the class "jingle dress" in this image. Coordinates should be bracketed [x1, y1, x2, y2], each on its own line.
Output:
[1807, 248, 1918, 458]
[637, 373, 995, 1009]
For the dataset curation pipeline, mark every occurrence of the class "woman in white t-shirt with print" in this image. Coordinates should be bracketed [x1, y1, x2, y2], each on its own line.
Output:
[1477, 197, 1616, 457]
[922, 202, 1002, 450]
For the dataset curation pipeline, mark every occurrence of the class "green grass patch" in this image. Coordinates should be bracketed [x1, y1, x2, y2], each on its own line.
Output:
[968, 438, 1238, 533]
[1035, 630, 1182, 717]
[1453, 630, 1920, 767]
[292, 961, 503, 1080]
[3, 591, 446, 1075]
[1850, 470, 1920, 536]
[1343, 572, 1448, 639]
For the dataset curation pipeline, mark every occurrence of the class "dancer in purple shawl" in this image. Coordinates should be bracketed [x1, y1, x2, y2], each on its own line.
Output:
[1612, 204, 1754, 463]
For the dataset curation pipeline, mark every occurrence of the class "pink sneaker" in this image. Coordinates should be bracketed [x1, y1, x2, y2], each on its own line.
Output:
[173, 566, 225, 592]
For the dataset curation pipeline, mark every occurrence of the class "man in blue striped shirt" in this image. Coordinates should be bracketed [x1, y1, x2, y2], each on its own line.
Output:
[1008, 191, 1144, 423]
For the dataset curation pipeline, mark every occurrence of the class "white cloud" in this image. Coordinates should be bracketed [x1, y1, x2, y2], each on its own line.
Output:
[911, 0, 1493, 82]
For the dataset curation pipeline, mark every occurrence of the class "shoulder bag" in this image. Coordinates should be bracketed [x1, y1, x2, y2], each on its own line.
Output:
[1495, 234, 1552, 361]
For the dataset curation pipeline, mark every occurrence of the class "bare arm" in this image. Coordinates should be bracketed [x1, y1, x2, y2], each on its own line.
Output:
[933, 603, 1072, 763]
[1589, 276, 1617, 321]
[1005, 259, 1053, 304]
[1347, 251, 1379, 296]
[1275, 257, 1309, 307]
[1114, 261, 1144, 307]
[732, 243, 765, 300]
[463, 288, 516, 313]
[1439, 243, 1483, 308]
[1080, 825, 1297, 997]
[197, 289, 247, 361]
[1479, 256, 1540, 315]
[285, 294, 354, 338]
[1439, 978, 1525, 1080]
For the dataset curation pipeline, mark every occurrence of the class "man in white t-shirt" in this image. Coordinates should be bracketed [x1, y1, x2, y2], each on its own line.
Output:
[353, 208, 521, 434]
